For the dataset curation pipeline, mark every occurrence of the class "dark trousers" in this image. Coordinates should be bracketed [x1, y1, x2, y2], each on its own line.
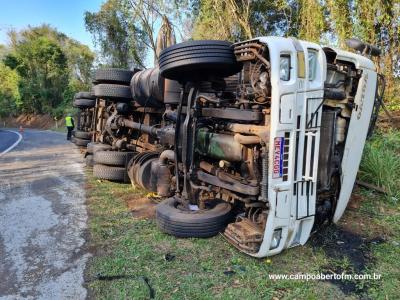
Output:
[67, 126, 74, 140]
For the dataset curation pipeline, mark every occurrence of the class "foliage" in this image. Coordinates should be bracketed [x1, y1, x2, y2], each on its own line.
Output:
[191, 0, 400, 105]
[7, 36, 68, 114]
[353, 0, 400, 103]
[1, 25, 95, 116]
[8, 25, 95, 87]
[191, 0, 325, 42]
[85, 0, 190, 67]
[192, 0, 235, 40]
[297, 0, 327, 42]
[325, 0, 352, 47]
[0, 62, 20, 118]
[254, 0, 300, 37]
[192, 0, 302, 41]
[64, 39, 95, 86]
[192, 0, 254, 40]
[1, 1, 399, 117]
[359, 130, 400, 202]
[85, 0, 148, 68]
[84, 0, 399, 106]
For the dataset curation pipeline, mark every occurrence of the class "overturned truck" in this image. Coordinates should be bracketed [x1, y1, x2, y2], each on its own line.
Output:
[95, 37, 384, 257]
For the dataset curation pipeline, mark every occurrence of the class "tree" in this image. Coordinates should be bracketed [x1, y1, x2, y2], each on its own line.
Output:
[251, 0, 300, 37]
[85, 0, 191, 67]
[63, 39, 95, 88]
[325, 0, 352, 47]
[155, 16, 176, 61]
[0, 62, 20, 117]
[353, 0, 400, 102]
[192, 0, 300, 41]
[192, 0, 252, 40]
[9, 25, 94, 88]
[297, 0, 327, 43]
[3, 25, 95, 114]
[85, 0, 148, 68]
[4, 36, 68, 113]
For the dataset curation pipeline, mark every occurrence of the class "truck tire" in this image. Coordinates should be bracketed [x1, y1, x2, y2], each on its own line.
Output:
[93, 84, 132, 100]
[87, 142, 112, 154]
[156, 197, 232, 238]
[75, 92, 95, 99]
[159, 40, 242, 81]
[74, 130, 92, 139]
[95, 68, 134, 85]
[94, 150, 135, 166]
[93, 164, 128, 182]
[73, 137, 91, 147]
[199, 73, 239, 93]
[73, 98, 96, 108]
[85, 154, 94, 167]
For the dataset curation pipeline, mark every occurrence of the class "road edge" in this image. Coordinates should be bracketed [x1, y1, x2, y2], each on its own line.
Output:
[0, 130, 23, 156]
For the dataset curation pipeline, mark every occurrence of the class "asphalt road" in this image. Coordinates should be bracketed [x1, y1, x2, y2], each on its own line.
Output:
[0, 129, 89, 299]
[0, 130, 20, 153]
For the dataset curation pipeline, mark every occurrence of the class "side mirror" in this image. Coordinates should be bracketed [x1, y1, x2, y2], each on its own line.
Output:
[345, 38, 381, 57]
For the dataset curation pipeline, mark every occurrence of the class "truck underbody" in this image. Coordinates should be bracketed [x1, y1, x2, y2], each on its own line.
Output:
[83, 37, 382, 257]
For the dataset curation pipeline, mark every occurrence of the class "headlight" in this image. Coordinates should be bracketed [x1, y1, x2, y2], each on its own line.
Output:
[279, 56, 290, 81]
[270, 228, 282, 250]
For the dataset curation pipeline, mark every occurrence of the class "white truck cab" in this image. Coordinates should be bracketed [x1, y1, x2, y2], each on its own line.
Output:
[227, 37, 380, 257]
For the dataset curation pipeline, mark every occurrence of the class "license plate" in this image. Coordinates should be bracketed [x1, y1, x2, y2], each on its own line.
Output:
[272, 137, 284, 178]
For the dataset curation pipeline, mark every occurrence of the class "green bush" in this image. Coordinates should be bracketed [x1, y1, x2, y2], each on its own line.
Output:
[0, 62, 21, 117]
[359, 130, 400, 202]
[1, 25, 94, 117]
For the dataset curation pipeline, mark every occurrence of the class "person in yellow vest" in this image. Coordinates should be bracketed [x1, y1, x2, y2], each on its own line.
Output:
[65, 114, 75, 140]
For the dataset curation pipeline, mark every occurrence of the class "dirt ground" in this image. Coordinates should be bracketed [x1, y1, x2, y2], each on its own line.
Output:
[0, 114, 60, 130]
[377, 110, 400, 131]
[126, 195, 158, 219]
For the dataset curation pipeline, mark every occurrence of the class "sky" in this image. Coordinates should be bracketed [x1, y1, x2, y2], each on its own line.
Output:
[0, 0, 103, 50]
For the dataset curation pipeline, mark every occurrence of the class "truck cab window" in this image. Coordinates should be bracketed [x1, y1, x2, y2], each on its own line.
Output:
[280, 55, 290, 81]
[308, 50, 318, 80]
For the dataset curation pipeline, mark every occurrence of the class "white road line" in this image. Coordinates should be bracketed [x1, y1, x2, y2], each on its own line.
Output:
[0, 130, 23, 156]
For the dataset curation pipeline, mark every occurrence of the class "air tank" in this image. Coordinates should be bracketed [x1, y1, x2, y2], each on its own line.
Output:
[130, 67, 182, 107]
[130, 67, 164, 108]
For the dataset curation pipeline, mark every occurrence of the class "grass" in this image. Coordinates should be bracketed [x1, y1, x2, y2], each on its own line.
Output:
[85, 131, 400, 300]
[359, 130, 400, 202]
